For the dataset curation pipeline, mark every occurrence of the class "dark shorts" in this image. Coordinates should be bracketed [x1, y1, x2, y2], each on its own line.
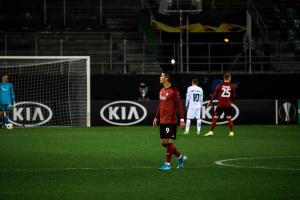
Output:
[0, 104, 13, 112]
[160, 124, 177, 140]
[214, 107, 233, 117]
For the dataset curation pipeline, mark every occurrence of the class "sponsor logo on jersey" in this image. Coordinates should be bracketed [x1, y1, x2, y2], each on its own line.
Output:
[100, 101, 147, 126]
[9, 102, 53, 127]
[1, 86, 8, 91]
[279, 102, 296, 122]
[201, 100, 239, 124]
[160, 95, 167, 100]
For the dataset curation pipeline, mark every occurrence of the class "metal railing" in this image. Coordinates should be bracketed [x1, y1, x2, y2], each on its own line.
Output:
[1, 0, 145, 31]
[1, 32, 300, 74]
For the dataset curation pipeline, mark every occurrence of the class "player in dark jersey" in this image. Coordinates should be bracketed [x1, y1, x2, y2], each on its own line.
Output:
[205, 73, 236, 136]
[153, 72, 187, 170]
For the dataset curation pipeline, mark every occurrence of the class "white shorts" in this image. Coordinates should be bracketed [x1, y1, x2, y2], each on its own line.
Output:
[186, 108, 201, 119]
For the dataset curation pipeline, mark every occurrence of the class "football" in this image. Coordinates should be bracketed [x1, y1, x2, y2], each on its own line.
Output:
[5, 123, 14, 130]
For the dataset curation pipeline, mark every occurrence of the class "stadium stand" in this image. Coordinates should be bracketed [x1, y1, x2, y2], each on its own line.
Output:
[0, 0, 299, 74]
[257, 0, 300, 71]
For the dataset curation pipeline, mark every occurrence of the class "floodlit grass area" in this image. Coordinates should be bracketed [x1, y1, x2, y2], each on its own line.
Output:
[0, 125, 300, 200]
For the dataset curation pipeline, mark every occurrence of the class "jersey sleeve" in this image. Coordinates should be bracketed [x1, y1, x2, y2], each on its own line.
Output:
[200, 88, 204, 104]
[185, 87, 190, 107]
[10, 83, 15, 103]
[175, 90, 184, 120]
[230, 84, 237, 101]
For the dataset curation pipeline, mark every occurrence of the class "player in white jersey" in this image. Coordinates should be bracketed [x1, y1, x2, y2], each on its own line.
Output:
[184, 79, 203, 135]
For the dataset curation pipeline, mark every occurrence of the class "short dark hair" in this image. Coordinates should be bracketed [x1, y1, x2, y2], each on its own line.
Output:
[163, 72, 173, 83]
[223, 73, 231, 80]
[192, 79, 198, 85]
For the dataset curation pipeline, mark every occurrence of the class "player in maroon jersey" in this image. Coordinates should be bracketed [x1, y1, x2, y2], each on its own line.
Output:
[205, 73, 236, 136]
[153, 72, 187, 170]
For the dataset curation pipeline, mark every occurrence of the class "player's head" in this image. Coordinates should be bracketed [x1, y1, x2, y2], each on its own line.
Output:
[1, 74, 8, 83]
[160, 72, 172, 84]
[192, 79, 198, 85]
[223, 73, 231, 82]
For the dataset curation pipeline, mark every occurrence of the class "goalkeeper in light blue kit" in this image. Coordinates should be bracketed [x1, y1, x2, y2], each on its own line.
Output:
[0, 74, 15, 128]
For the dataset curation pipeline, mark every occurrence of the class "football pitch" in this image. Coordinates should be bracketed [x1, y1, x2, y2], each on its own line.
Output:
[0, 125, 300, 200]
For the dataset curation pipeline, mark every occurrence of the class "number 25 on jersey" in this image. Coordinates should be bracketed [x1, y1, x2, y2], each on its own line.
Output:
[221, 86, 231, 97]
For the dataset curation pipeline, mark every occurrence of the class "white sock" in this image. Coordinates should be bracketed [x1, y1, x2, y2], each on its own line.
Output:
[197, 119, 202, 132]
[185, 119, 191, 132]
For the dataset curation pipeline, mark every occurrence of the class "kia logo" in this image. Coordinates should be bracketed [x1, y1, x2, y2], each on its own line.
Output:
[9, 102, 53, 127]
[100, 101, 147, 126]
[201, 100, 239, 124]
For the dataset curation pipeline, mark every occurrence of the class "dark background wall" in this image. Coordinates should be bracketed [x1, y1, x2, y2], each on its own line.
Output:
[91, 74, 300, 100]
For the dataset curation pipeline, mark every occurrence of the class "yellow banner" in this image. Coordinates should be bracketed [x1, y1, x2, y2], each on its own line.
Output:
[152, 21, 246, 33]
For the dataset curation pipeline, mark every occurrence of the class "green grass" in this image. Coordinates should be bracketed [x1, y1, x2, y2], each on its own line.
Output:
[0, 125, 300, 200]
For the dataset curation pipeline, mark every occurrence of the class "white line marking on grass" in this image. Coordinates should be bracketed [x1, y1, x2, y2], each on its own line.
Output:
[215, 156, 300, 171]
[0, 167, 152, 172]
[0, 132, 156, 137]
[0, 165, 210, 172]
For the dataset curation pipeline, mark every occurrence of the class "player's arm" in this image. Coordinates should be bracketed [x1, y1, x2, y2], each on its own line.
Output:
[185, 88, 190, 108]
[153, 102, 160, 128]
[230, 84, 237, 102]
[208, 84, 220, 106]
[175, 90, 185, 128]
[10, 83, 16, 106]
[200, 88, 204, 104]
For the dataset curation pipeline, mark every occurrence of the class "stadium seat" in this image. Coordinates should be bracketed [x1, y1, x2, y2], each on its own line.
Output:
[286, 8, 297, 19]
[294, 40, 300, 55]
[272, 5, 281, 20]
[293, 19, 300, 31]
[280, 0, 288, 8]
[287, 29, 297, 41]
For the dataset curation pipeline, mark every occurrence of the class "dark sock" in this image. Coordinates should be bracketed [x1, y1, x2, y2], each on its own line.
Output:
[227, 118, 234, 132]
[2, 116, 5, 125]
[161, 143, 167, 148]
[211, 118, 218, 131]
[4, 116, 9, 124]
[170, 143, 181, 158]
[166, 144, 173, 163]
